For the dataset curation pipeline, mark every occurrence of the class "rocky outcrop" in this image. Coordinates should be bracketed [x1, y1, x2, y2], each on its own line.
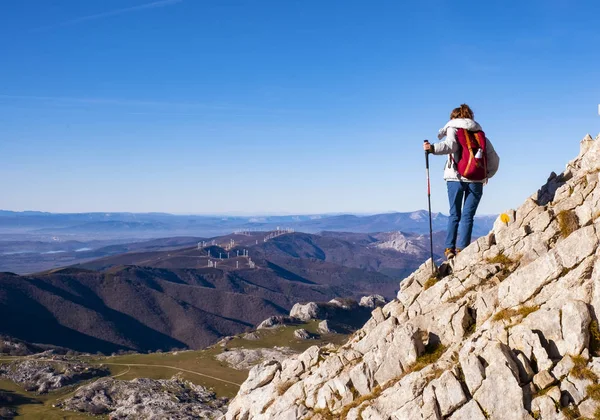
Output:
[293, 329, 313, 340]
[59, 376, 227, 419]
[259, 296, 388, 337]
[225, 134, 600, 420]
[359, 295, 387, 309]
[289, 302, 324, 321]
[0, 359, 108, 393]
[318, 320, 339, 334]
[287, 297, 388, 324]
[257, 316, 300, 330]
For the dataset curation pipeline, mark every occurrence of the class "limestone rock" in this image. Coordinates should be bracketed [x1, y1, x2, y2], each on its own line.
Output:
[579, 398, 598, 418]
[531, 395, 558, 419]
[497, 251, 563, 309]
[515, 353, 535, 383]
[293, 329, 312, 340]
[532, 370, 556, 390]
[359, 294, 387, 309]
[559, 299, 591, 355]
[459, 350, 486, 395]
[554, 225, 597, 269]
[239, 360, 280, 394]
[317, 320, 337, 334]
[552, 355, 575, 380]
[473, 343, 530, 420]
[257, 316, 298, 329]
[328, 297, 357, 309]
[447, 400, 486, 420]
[289, 302, 321, 321]
[561, 375, 590, 405]
[430, 370, 467, 417]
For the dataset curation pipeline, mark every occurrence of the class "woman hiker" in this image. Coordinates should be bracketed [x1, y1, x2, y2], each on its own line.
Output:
[423, 104, 500, 260]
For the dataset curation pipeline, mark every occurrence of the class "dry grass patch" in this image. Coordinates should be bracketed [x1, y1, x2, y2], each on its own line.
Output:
[410, 342, 448, 373]
[276, 380, 294, 396]
[447, 286, 477, 303]
[571, 355, 598, 381]
[587, 384, 600, 401]
[423, 276, 439, 291]
[561, 405, 581, 420]
[485, 252, 521, 282]
[590, 321, 600, 356]
[493, 305, 540, 322]
[261, 399, 275, 414]
[485, 252, 515, 266]
[311, 407, 335, 419]
[517, 306, 540, 317]
[557, 209, 579, 238]
[446, 289, 469, 304]
[339, 385, 382, 418]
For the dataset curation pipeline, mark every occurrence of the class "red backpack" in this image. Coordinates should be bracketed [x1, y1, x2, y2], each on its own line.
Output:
[453, 129, 488, 181]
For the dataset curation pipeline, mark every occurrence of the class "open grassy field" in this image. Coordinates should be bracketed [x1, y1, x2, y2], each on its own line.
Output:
[87, 322, 349, 397]
[0, 323, 349, 418]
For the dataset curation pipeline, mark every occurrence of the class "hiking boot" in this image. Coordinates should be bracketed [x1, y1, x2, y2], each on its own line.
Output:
[456, 248, 462, 256]
[444, 248, 456, 260]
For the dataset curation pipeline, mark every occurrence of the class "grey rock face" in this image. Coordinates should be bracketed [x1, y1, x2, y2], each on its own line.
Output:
[429, 370, 467, 416]
[448, 400, 487, 420]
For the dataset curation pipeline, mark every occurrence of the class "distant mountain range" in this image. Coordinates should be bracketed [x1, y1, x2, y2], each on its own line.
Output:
[0, 230, 446, 353]
[0, 210, 496, 238]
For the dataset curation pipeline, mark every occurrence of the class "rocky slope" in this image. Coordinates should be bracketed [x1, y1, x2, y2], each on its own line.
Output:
[0, 358, 109, 393]
[225, 134, 600, 420]
[58, 375, 227, 418]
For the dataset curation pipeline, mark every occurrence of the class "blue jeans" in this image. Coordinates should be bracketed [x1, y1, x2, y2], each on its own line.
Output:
[445, 181, 483, 250]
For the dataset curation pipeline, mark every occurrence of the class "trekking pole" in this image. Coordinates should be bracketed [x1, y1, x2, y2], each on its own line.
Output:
[424, 140, 435, 276]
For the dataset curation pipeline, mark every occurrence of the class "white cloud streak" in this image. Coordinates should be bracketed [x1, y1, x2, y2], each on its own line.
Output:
[32, 0, 183, 32]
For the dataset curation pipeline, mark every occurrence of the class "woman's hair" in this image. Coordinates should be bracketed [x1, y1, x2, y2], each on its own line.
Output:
[450, 104, 474, 120]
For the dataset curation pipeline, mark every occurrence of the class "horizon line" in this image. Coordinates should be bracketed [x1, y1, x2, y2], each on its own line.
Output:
[0, 209, 504, 218]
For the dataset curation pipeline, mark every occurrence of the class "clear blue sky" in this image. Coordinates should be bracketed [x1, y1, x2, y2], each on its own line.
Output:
[1, 0, 598, 215]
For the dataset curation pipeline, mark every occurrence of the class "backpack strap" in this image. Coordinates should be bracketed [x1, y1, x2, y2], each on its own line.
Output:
[449, 128, 465, 169]
[472, 132, 488, 183]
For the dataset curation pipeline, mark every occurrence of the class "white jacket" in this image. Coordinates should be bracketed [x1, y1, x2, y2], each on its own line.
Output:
[431, 118, 500, 182]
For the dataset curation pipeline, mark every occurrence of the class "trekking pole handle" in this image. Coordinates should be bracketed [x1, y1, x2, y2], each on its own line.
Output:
[424, 140, 430, 168]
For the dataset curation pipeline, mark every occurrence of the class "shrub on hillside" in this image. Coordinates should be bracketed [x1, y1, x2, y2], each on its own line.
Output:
[557, 210, 579, 238]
